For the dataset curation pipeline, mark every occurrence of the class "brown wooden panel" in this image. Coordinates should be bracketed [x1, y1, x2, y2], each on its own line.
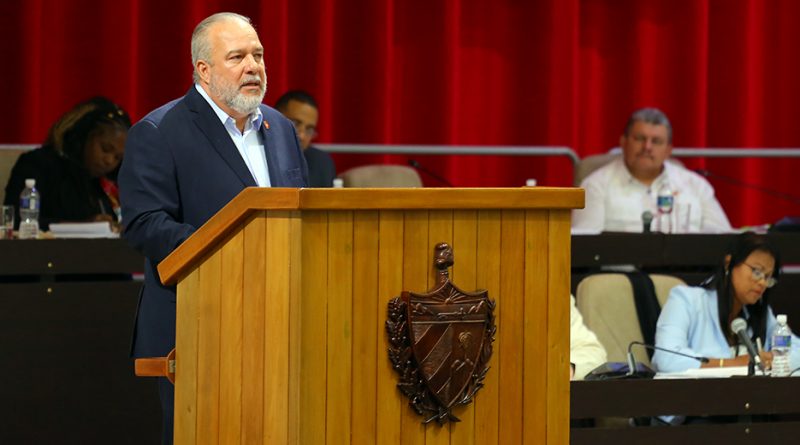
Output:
[263, 212, 292, 444]
[474, 210, 502, 445]
[375, 210, 404, 445]
[159, 188, 300, 285]
[523, 210, 549, 444]
[546, 210, 571, 445]
[450, 209, 478, 444]
[299, 188, 584, 211]
[326, 211, 354, 444]
[196, 249, 222, 444]
[401, 210, 429, 445]
[426, 209, 454, 445]
[219, 230, 244, 444]
[299, 211, 328, 445]
[287, 212, 303, 445]
[174, 268, 200, 445]
[159, 188, 584, 285]
[498, 210, 525, 444]
[351, 211, 380, 444]
[241, 213, 266, 444]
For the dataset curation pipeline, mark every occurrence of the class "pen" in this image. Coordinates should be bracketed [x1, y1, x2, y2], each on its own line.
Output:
[756, 337, 763, 354]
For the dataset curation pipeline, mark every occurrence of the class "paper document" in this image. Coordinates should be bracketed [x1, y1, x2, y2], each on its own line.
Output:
[655, 366, 751, 379]
[48, 222, 118, 238]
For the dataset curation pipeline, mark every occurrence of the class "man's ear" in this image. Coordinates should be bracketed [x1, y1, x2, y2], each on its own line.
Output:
[724, 254, 732, 271]
[195, 60, 211, 84]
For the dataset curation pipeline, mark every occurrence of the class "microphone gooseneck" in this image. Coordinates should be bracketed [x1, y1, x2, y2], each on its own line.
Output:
[408, 159, 454, 187]
[730, 318, 765, 374]
[694, 168, 800, 206]
[627, 341, 710, 376]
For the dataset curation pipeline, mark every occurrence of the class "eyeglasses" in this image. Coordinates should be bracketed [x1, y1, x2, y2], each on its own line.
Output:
[743, 263, 777, 288]
[290, 120, 318, 138]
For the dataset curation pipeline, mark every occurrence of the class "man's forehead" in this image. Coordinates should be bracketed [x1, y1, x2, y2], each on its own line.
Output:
[210, 20, 261, 46]
[629, 121, 668, 135]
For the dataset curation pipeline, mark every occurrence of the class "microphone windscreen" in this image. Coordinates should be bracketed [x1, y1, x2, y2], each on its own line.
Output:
[731, 317, 747, 333]
[642, 210, 653, 223]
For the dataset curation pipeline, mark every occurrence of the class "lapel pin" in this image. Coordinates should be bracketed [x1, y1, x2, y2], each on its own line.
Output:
[263, 119, 270, 130]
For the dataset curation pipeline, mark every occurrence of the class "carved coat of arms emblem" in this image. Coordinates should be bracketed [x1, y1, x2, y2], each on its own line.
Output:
[386, 243, 496, 424]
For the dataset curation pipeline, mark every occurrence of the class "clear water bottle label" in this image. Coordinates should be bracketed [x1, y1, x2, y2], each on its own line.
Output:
[657, 195, 674, 214]
[774, 335, 791, 348]
[20, 197, 38, 210]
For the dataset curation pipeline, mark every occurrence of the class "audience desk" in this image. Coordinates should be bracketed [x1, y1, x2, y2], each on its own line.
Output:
[1, 234, 797, 443]
[0, 238, 159, 444]
[571, 377, 800, 444]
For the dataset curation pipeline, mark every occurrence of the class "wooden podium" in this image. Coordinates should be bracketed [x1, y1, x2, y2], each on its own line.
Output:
[156, 187, 583, 445]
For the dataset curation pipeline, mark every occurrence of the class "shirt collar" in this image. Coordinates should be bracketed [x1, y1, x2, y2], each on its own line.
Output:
[618, 157, 672, 189]
[194, 83, 263, 130]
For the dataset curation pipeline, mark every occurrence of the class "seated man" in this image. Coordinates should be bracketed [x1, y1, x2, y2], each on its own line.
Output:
[572, 108, 732, 233]
[570, 295, 607, 380]
[275, 90, 337, 187]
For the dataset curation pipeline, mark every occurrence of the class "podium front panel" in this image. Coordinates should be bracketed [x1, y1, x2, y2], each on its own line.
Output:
[170, 192, 574, 445]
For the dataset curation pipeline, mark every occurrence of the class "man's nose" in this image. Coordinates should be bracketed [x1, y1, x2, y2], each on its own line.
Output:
[243, 54, 258, 72]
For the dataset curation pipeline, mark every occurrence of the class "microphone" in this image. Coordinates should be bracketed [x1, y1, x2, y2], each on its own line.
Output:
[408, 159, 453, 187]
[641, 210, 654, 233]
[694, 168, 800, 206]
[585, 341, 709, 380]
[730, 318, 765, 374]
[626, 341, 709, 376]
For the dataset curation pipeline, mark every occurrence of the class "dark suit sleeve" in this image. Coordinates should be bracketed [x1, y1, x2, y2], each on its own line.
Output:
[119, 119, 195, 264]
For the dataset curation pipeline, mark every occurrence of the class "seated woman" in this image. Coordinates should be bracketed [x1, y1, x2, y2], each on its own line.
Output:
[653, 232, 800, 374]
[3, 97, 130, 230]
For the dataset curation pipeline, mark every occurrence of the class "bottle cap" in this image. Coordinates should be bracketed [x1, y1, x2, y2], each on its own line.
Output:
[525, 178, 537, 187]
[25, 178, 35, 188]
[332, 178, 344, 188]
[777, 314, 788, 325]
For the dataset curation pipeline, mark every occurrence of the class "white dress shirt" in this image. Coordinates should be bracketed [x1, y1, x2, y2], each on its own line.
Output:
[570, 295, 608, 380]
[572, 158, 732, 233]
[195, 84, 271, 187]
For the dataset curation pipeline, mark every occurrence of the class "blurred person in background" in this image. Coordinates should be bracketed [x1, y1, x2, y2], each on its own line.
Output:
[572, 107, 731, 233]
[4, 96, 129, 230]
[276, 90, 336, 187]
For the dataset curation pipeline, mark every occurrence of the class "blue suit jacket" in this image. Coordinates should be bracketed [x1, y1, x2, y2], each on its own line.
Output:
[119, 86, 308, 358]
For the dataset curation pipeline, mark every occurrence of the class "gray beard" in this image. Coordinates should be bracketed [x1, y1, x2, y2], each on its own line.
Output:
[209, 75, 267, 116]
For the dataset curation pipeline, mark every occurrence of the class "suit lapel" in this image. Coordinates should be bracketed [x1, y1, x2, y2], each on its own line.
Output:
[185, 87, 257, 187]
[259, 110, 284, 187]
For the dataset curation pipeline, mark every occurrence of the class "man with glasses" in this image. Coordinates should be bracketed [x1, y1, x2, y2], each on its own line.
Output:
[572, 107, 732, 233]
[276, 90, 337, 187]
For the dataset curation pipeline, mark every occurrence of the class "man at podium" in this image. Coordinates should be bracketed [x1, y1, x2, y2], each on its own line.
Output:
[119, 12, 307, 444]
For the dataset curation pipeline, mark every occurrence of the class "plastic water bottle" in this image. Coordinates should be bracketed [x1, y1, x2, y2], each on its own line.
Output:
[772, 314, 792, 377]
[656, 181, 674, 233]
[18, 178, 40, 239]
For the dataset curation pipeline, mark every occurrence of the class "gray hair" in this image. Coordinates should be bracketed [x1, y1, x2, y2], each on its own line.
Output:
[623, 107, 673, 143]
[191, 12, 252, 83]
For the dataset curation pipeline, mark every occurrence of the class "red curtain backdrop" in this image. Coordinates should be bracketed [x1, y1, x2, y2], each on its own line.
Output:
[2, 0, 800, 227]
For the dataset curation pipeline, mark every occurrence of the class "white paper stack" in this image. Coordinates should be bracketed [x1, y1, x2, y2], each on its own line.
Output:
[48, 222, 118, 238]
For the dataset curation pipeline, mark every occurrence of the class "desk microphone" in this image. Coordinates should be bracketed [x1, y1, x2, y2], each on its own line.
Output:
[626, 341, 710, 377]
[408, 159, 453, 187]
[694, 169, 800, 206]
[641, 210, 654, 233]
[730, 318, 765, 374]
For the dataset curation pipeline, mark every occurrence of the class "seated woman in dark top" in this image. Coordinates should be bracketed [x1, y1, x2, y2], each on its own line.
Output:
[3, 97, 130, 230]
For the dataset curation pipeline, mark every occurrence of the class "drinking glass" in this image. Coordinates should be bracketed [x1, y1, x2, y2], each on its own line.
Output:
[0, 205, 14, 239]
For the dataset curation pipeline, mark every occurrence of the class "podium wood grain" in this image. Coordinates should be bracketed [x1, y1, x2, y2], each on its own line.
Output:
[160, 188, 581, 445]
